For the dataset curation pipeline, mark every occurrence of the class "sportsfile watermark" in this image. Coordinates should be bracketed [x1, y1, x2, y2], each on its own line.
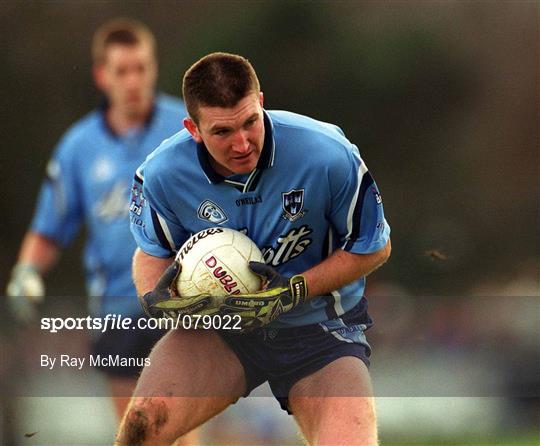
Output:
[5, 296, 539, 398]
[40, 313, 242, 333]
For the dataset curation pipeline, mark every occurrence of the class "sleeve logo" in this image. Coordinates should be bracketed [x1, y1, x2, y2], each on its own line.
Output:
[372, 187, 382, 204]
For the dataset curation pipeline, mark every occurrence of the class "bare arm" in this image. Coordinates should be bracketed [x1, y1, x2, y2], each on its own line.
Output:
[17, 232, 61, 274]
[303, 239, 391, 299]
[132, 248, 175, 296]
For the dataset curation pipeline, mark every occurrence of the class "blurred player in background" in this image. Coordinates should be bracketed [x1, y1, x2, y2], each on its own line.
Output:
[117, 52, 391, 445]
[5, 19, 196, 442]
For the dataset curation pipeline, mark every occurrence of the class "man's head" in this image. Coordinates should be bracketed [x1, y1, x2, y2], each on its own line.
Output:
[92, 18, 158, 119]
[182, 53, 265, 176]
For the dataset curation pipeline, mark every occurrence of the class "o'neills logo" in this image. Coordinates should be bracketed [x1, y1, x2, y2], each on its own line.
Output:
[176, 228, 224, 262]
[204, 255, 241, 295]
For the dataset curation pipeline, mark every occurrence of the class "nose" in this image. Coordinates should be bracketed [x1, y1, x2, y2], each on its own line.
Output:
[231, 130, 250, 153]
[125, 68, 143, 90]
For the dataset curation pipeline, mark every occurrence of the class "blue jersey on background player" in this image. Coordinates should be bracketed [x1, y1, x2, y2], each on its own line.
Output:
[131, 109, 389, 327]
[6, 20, 195, 429]
[32, 93, 185, 317]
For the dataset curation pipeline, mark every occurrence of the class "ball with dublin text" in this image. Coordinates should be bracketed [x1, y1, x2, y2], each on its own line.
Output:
[175, 228, 264, 297]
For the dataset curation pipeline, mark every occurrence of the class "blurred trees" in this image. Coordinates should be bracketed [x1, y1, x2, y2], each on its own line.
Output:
[1, 1, 538, 296]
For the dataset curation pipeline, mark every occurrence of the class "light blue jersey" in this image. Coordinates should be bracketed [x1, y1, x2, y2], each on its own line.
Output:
[31, 94, 186, 317]
[130, 110, 390, 327]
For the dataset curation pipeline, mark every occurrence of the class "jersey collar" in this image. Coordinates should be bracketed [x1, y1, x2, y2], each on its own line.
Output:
[197, 110, 275, 191]
[99, 95, 157, 139]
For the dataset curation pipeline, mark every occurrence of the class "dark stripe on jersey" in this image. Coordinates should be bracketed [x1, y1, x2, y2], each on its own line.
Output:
[321, 229, 337, 319]
[133, 173, 143, 185]
[257, 111, 275, 169]
[323, 294, 339, 320]
[150, 207, 173, 254]
[197, 143, 225, 184]
[344, 170, 374, 251]
[245, 169, 263, 192]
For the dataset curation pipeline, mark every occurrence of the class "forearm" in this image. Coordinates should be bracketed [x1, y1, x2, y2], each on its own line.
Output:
[302, 239, 391, 298]
[132, 248, 175, 296]
[17, 232, 60, 274]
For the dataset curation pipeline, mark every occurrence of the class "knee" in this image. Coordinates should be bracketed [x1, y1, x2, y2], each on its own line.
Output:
[116, 398, 170, 446]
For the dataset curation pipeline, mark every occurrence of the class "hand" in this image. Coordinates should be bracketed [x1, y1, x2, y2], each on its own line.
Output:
[144, 261, 307, 331]
[220, 262, 308, 331]
[141, 261, 220, 320]
[6, 264, 45, 324]
[140, 261, 182, 318]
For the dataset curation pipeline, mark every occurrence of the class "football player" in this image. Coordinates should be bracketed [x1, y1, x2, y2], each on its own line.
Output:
[6, 19, 197, 444]
[116, 52, 391, 445]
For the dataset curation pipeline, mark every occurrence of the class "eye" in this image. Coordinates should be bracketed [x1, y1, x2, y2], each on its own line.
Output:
[214, 129, 230, 136]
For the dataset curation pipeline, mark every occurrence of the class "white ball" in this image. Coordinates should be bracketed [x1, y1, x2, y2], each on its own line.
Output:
[175, 228, 264, 297]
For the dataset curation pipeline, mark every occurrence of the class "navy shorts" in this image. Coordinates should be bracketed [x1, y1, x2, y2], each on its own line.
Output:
[90, 317, 167, 378]
[220, 301, 373, 413]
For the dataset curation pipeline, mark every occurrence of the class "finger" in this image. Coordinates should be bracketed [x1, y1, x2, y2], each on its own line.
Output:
[152, 297, 187, 309]
[248, 261, 277, 280]
[155, 261, 181, 291]
[139, 293, 158, 318]
[153, 295, 213, 314]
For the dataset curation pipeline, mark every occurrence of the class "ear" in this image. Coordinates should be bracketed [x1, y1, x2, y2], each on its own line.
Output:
[259, 91, 264, 107]
[184, 117, 203, 143]
[93, 65, 106, 92]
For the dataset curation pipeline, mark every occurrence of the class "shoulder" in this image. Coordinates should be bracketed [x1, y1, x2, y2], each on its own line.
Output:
[140, 129, 194, 182]
[63, 109, 102, 139]
[268, 110, 358, 167]
[155, 93, 187, 116]
[268, 110, 348, 145]
[53, 109, 103, 158]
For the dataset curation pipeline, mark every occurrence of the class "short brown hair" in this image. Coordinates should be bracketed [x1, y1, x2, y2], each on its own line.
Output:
[182, 52, 260, 122]
[92, 18, 156, 65]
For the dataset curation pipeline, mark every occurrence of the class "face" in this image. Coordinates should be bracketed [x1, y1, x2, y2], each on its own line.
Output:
[184, 92, 265, 176]
[94, 42, 157, 119]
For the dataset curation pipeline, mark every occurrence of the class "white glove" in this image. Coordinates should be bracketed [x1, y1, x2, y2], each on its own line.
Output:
[6, 264, 45, 323]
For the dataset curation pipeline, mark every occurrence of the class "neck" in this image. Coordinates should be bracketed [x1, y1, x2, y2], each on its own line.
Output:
[209, 157, 234, 177]
[106, 104, 152, 135]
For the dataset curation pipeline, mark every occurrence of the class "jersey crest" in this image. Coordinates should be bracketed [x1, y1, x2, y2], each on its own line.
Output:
[282, 189, 306, 222]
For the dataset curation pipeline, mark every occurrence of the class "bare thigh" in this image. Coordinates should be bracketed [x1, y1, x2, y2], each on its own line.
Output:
[116, 329, 246, 446]
[289, 356, 378, 446]
[108, 376, 137, 420]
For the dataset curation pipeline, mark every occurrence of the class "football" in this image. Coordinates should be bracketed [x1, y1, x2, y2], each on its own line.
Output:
[175, 227, 264, 297]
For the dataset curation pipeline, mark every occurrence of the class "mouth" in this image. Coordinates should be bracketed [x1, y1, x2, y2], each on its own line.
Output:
[125, 92, 143, 103]
[232, 152, 253, 161]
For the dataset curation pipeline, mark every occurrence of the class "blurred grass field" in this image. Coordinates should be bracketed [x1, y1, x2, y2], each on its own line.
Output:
[383, 436, 540, 446]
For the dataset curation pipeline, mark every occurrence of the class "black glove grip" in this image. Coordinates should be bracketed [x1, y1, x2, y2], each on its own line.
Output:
[156, 261, 181, 291]
[139, 261, 181, 318]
